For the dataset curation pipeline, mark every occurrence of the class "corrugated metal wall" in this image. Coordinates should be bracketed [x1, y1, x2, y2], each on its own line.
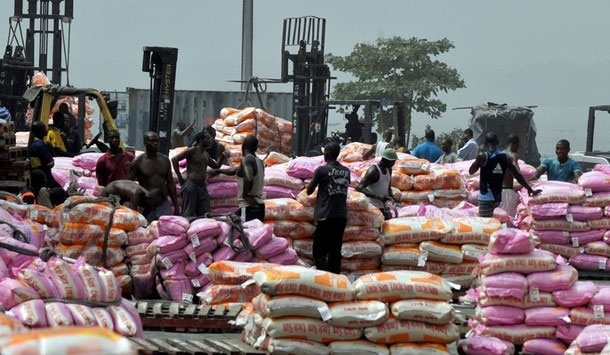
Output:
[126, 88, 292, 149]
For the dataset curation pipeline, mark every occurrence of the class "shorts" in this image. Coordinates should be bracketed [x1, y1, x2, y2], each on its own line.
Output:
[145, 199, 172, 222]
[181, 180, 211, 217]
[499, 188, 519, 218]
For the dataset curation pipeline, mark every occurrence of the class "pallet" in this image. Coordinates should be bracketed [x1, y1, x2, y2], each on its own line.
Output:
[131, 333, 267, 355]
[135, 300, 243, 333]
[0, 146, 27, 161]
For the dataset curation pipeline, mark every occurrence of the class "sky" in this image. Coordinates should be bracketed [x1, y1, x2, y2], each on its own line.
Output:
[3, 0, 610, 153]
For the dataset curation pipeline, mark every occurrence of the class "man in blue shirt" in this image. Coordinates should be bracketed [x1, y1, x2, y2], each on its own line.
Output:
[534, 139, 582, 183]
[412, 129, 442, 162]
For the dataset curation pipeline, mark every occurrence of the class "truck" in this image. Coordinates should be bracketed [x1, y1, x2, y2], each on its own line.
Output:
[569, 105, 610, 171]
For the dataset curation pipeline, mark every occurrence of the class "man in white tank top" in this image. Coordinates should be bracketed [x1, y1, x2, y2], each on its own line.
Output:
[357, 148, 398, 219]
[362, 129, 393, 160]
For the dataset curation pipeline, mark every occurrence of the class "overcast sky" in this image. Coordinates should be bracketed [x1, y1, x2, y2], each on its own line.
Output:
[3, 0, 610, 150]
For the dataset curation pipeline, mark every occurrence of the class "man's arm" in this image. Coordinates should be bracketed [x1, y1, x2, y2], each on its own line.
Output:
[127, 156, 139, 181]
[572, 161, 583, 183]
[468, 152, 486, 175]
[306, 169, 320, 195]
[362, 144, 376, 160]
[95, 156, 108, 186]
[507, 161, 540, 195]
[171, 148, 192, 185]
[533, 162, 547, 180]
[356, 165, 383, 199]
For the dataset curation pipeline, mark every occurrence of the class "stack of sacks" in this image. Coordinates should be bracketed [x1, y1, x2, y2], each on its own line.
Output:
[337, 142, 374, 163]
[517, 180, 610, 272]
[0, 201, 49, 252]
[197, 261, 278, 306]
[206, 171, 239, 214]
[0, 255, 142, 337]
[51, 196, 148, 295]
[212, 107, 292, 159]
[51, 157, 81, 191]
[151, 216, 299, 303]
[126, 224, 157, 299]
[446, 159, 537, 209]
[354, 270, 459, 354]
[461, 227, 592, 352]
[264, 164, 306, 199]
[393, 158, 467, 208]
[293, 189, 384, 276]
[244, 265, 364, 353]
[381, 216, 482, 289]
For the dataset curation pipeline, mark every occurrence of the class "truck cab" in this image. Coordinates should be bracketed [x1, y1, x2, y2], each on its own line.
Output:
[570, 105, 610, 172]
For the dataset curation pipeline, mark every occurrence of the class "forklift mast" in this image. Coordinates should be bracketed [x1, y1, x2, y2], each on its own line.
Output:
[281, 16, 333, 156]
[142, 47, 178, 155]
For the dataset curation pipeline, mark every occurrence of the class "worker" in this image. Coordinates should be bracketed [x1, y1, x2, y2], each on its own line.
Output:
[306, 141, 350, 274]
[363, 129, 393, 160]
[344, 105, 363, 143]
[100, 180, 165, 219]
[58, 103, 82, 156]
[457, 128, 479, 160]
[171, 130, 223, 217]
[19, 169, 53, 209]
[95, 130, 135, 186]
[45, 111, 71, 157]
[28, 121, 67, 206]
[171, 120, 195, 148]
[357, 148, 398, 220]
[412, 129, 442, 163]
[534, 139, 582, 183]
[469, 132, 540, 218]
[500, 134, 522, 219]
[208, 135, 265, 222]
[436, 137, 459, 164]
[128, 131, 179, 219]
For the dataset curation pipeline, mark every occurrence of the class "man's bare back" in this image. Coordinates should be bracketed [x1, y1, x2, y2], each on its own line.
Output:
[101, 180, 146, 208]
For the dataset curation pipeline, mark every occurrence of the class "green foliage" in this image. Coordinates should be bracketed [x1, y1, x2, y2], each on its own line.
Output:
[326, 36, 465, 135]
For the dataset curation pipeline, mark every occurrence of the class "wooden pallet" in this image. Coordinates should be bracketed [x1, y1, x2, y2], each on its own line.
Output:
[130, 334, 267, 355]
[135, 300, 243, 333]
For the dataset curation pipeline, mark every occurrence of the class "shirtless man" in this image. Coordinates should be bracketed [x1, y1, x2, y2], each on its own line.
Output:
[100, 180, 165, 219]
[171, 120, 195, 148]
[171, 130, 223, 217]
[129, 131, 179, 219]
[500, 134, 521, 219]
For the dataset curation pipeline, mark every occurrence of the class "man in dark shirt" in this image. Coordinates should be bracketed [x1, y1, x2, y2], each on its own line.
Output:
[28, 121, 66, 205]
[469, 132, 539, 217]
[96, 130, 134, 186]
[306, 142, 351, 274]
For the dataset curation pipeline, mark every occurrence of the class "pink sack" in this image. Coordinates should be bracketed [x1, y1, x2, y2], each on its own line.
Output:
[158, 276, 193, 303]
[477, 306, 524, 326]
[571, 229, 605, 245]
[569, 254, 610, 271]
[207, 181, 238, 199]
[150, 235, 189, 255]
[212, 245, 237, 261]
[185, 253, 214, 277]
[552, 281, 599, 308]
[45, 257, 86, 300]
[18, 267, 59, 299]
[568, 205, 604, 221]
[91, 307, 114, 329]
[184, 237, 218, 259]
[534, 230, 569, 244]
[556, 324, 585, 344]
[590, 286, 610, 311]
[573, 324, 610, 353]
[521, 180, 586, 205]
[255, 236, 289, 259]
[578, 171, 610, 192]
[109, 300, 143, 337]
[529, 202, 568, 220]
[458, 336, 515, 355]
[186, 218, 222, 239]
[481, 272, 528, 299]
[66, 304, 97, 326]
[287, 155, 325, 179]
[233, 250, 254, 262]
[158, 215, 190, 236]
[246, 224, 274, 250]
[7, 299, 47, 328]
[489, 228, 537, 255]
[526, 264, 578, 292]
[524, 306, 571, 326]
[522, 339, 566, 355]
[0, 278, 39, 310]
[72, 152, 104, 171]
[45, 302, 74, 327]
[263, 185, 300, 199]
[268, 248, 300, 265]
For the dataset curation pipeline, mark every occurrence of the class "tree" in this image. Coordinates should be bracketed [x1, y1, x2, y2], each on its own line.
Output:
[326, 36, 465, 145]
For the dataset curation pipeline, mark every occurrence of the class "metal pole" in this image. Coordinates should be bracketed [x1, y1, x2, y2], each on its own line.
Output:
[241, 0, 253, 91]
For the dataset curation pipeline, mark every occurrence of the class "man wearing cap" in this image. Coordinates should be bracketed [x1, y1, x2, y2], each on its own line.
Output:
[357, 148, 398, 220]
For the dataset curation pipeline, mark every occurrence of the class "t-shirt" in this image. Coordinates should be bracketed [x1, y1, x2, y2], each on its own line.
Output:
[479, 150, 509, 202]
[540, 157, 582, 182]
[457, 139, 479, 160]
[95, 149, 135, 186]
[311, 162, 350, 220]
[412, 141, 442, 162]
[28, 138, 60, 188]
